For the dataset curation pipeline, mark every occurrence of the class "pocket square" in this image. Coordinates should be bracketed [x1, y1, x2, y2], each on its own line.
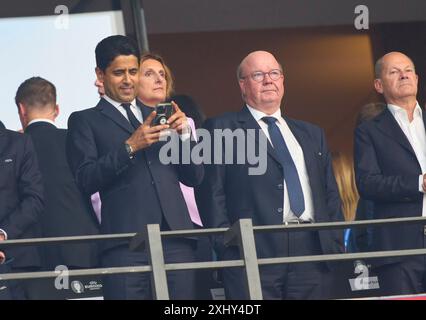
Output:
[4, 159, 12, 163]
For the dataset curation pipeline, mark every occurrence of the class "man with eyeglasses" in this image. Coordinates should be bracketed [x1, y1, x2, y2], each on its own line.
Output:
[196, 51, 343, 299]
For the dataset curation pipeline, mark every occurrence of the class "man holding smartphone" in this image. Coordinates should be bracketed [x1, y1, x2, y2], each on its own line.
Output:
[66, 36, 203, 299]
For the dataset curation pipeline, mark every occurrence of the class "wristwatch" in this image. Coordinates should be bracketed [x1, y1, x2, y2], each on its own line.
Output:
[124, 143, 135, 159]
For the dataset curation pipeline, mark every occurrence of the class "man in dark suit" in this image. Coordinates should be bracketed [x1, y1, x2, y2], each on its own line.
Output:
[0, 127, 44, 299]
[15, 76, 100, 271]
[354, 52, 426, 296]
[0, 125, 6, 264]
[196, 51, 343, 299]
[0, 124, 8, 299]
[66, 35, 203, 299]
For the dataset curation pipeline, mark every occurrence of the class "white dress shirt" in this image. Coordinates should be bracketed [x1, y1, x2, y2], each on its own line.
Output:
[27, 118, 57, 127]
[103, 95, 190, 139]
[246, 105, 315, 222]
[103, 95, 141, 122]
[388, 102, 426, 217]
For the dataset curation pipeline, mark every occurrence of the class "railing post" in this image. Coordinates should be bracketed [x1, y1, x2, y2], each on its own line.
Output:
[144, 224, 169, 300]
[226, 219, 263, 300]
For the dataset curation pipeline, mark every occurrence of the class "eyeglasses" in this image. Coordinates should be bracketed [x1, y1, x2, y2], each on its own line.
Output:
[241, 69, 283, 82]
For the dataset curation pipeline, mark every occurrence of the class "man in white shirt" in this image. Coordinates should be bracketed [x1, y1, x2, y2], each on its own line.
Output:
[196, 51, 344, 299]
[355, 51, 426, 296]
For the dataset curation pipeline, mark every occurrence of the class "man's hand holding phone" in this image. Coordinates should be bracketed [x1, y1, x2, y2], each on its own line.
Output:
[125, 111, 170, 153]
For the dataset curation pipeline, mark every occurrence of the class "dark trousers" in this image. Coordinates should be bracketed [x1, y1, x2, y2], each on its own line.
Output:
[374, 229, 426, 297]
[0, 263, 12, 300]
[8, 267, 41, 300]
[374, 226, 426, 296]
[101, 238, 197, 300]
[375, 258, 426, 297]
[221, 230, 330, 300]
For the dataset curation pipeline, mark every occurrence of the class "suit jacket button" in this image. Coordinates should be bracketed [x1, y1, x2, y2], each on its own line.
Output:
[277, 184, 283, 190]
[151, 181, 155, 185]
[277, 208, 283, 213]
[148, 161, 152, 165]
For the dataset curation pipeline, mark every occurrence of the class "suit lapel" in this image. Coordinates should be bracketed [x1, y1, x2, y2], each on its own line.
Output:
[0, 130, 6, 151]
[97, 98, 134, 134]
[422, 107, 426, 136]
[375, 108, 416, 156]
[237, 106, 282, 166]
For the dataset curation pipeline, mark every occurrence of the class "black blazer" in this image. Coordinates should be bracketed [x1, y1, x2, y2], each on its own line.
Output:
[0, 129, 44, 268]
[66, 98, 204, 252]
[25, 122, 100, 269]
[196, 107, 344, 266]
[354, 108, 425, 266]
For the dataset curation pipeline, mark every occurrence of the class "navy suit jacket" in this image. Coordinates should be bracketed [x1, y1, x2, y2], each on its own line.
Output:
[26, 122, 100, 269]
[196, 107, 344, 266]
[354, 108, 425, 265]
[0, 129, 44, 268]
[66, 98, 204, 252]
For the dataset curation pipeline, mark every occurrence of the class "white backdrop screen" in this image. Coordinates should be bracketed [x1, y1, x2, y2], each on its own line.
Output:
[0, 11, 125, 130]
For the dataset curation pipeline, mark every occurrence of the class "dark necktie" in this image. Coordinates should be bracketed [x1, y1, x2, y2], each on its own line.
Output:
[262, 116, 305, 217]
[121, 103, 141, 130]
[141, 104, 154, 121]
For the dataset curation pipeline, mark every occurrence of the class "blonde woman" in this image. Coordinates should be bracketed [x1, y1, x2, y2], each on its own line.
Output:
[332, 152, 359, 221]
[332, 152, 374, 253]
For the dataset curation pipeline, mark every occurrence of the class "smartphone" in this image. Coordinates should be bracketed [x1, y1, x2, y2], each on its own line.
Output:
[152, 102, 174, 126]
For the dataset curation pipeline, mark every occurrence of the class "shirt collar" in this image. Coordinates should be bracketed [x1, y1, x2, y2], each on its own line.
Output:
[387, 102, 422, 121]
[27, 119, 57, 127]
[246, 104, 282, 123]
[103, 94, 137, 110]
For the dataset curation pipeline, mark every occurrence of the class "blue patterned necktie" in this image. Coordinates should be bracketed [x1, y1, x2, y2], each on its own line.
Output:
[262, 116, 305, 217]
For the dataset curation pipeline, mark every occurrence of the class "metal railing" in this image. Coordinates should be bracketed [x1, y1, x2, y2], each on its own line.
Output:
[1, 216, 426, 299]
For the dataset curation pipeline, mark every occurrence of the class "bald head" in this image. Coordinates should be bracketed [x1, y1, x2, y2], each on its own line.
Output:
[373, 51, 418, 107]
[237, 51, 284, 114]
[237, 51, 282, 80]
[375, 52, 415, 79]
